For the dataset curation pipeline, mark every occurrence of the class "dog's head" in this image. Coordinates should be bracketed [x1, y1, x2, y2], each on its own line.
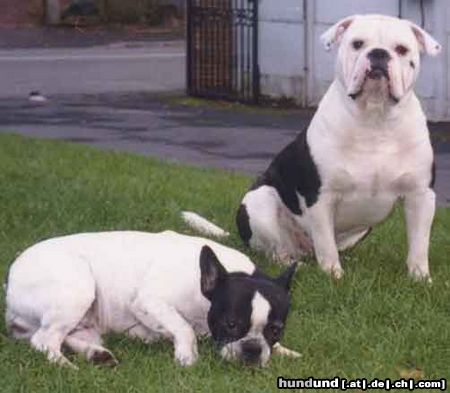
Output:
[199, 245, 296, 367]
[321, 14, 441, 104]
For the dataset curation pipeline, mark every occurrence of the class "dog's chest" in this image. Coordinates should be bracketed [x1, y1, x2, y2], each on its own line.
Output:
[326, 141, 418, 228]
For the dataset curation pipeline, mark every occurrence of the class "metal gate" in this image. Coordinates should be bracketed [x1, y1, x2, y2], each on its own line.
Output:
[186, 0, 259, 103]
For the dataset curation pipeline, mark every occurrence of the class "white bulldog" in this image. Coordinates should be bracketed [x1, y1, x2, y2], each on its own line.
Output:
[184, 15, 440, 281]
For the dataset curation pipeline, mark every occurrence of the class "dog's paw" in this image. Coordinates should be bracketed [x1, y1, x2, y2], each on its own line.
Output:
[272, 343, 302, 358]
[90, 349, 119, 367]
[47, 352, 78, 370]
[332, 266, 344, 280]
[408, 266, 432, 284]
[175, 344, 198, 367]
[322, 264, 344, 279]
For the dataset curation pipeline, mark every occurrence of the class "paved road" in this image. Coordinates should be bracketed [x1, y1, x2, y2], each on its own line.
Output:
[0, 93, 448, 206]
[0, 40, 185, 97]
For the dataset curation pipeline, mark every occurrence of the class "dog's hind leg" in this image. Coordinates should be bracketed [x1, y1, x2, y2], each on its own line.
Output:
[5, 311, 36, 341]
[241, 186, 312, 264]
[31, 314, 85, 368]
[240, 187, 295, 263]
[29, 276, 96, 368]
[64, 328, 118, 367]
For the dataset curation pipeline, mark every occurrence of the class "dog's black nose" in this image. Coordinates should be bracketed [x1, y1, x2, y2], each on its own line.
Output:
[241, 340, 262, 364]
[367, 48, 390, 79]
[368, 48, 391, 62]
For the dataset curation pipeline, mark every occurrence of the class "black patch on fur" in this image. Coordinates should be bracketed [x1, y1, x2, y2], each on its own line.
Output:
[410, 60, 415, 69]
[236, 204, 252, 246]
[273, 263, 297, 291]
[200, 245, 228, 300]
[250, 126, 321, 215]
[430, 160, 436, 188]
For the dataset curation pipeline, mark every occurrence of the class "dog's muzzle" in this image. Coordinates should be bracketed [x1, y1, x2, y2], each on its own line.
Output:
[218, 337, 270, 367]
[240, 339, 263, 365]
[367, 48, 390, 80]
[348, 47, 399, 103]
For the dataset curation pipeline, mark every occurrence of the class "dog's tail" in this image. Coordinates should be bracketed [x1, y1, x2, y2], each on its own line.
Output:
[181, 211, 230, 238]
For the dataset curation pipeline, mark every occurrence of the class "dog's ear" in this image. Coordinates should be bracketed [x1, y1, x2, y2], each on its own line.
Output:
[321, 15, 357, 51]
[199, 245, 227, 300]
[408, 22, 441, 56]
[273, 263, 297, 292]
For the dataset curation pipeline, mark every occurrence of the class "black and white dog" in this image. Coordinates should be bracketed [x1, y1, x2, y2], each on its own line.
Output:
[184, 14, 440, 281]
[5, 231, 299, 368]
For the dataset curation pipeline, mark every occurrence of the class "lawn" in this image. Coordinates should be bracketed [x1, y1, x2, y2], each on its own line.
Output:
[0, 134, 449, 392]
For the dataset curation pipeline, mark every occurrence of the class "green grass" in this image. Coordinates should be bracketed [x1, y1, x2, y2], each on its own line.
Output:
[0, 134, 449, 392]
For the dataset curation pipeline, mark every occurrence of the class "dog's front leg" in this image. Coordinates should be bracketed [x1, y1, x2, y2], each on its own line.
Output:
[130, 296, 198, 366]
[404, 188, 435, 281]
[307, 196, 343, 278]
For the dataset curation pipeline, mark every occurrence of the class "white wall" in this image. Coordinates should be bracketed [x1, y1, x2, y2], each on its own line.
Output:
[258, 0, 449, 120]
[258, 0, 307, 104]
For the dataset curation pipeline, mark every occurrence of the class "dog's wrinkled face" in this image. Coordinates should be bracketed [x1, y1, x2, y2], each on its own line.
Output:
[321, 14, 441, 104]
[199, 246, 296, 367]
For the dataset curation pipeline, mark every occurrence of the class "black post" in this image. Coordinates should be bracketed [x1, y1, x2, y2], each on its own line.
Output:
[186, 0, 193, 96]
[251, 0, 260, 104]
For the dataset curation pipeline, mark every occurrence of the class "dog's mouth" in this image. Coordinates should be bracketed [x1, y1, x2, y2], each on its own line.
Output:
[366, 65, 389, 80]
[349, 66, 399, 103]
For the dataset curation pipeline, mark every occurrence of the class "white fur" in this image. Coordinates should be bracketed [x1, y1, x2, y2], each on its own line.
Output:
[5, 231, 254, 367]
[182, 211, 229, 238]
[241, 15, 438, 281]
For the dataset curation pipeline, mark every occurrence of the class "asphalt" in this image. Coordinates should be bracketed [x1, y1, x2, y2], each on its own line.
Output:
[0, 40, 185, 97]
[0, 92, 449, 206]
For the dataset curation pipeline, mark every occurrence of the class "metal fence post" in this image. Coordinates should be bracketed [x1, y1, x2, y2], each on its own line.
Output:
[186, 0, 193, 96]
[251, 0, 260, 104]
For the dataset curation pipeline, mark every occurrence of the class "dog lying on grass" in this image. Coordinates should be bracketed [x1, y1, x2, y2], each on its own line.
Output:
[5, 230, 300, 368]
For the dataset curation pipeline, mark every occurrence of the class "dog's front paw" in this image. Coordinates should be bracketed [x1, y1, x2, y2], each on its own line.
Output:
[175, 344, 198, 367]
[408, 264, 432, 283]
[47, 352, 78, 370]
[322, 264, 344, 279]
[272, 343, 302, 358]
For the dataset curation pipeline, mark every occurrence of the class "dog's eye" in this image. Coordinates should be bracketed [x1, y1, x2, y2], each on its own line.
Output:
[352, 40, 364, 50]
[271, 325, 281, 337]
[264, 323, 283, 344]
[227, 320, 237, 330]
[395, 45, 409, 56]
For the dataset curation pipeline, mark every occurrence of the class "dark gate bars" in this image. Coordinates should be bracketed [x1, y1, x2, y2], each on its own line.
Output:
[186, 0, 260, 104]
